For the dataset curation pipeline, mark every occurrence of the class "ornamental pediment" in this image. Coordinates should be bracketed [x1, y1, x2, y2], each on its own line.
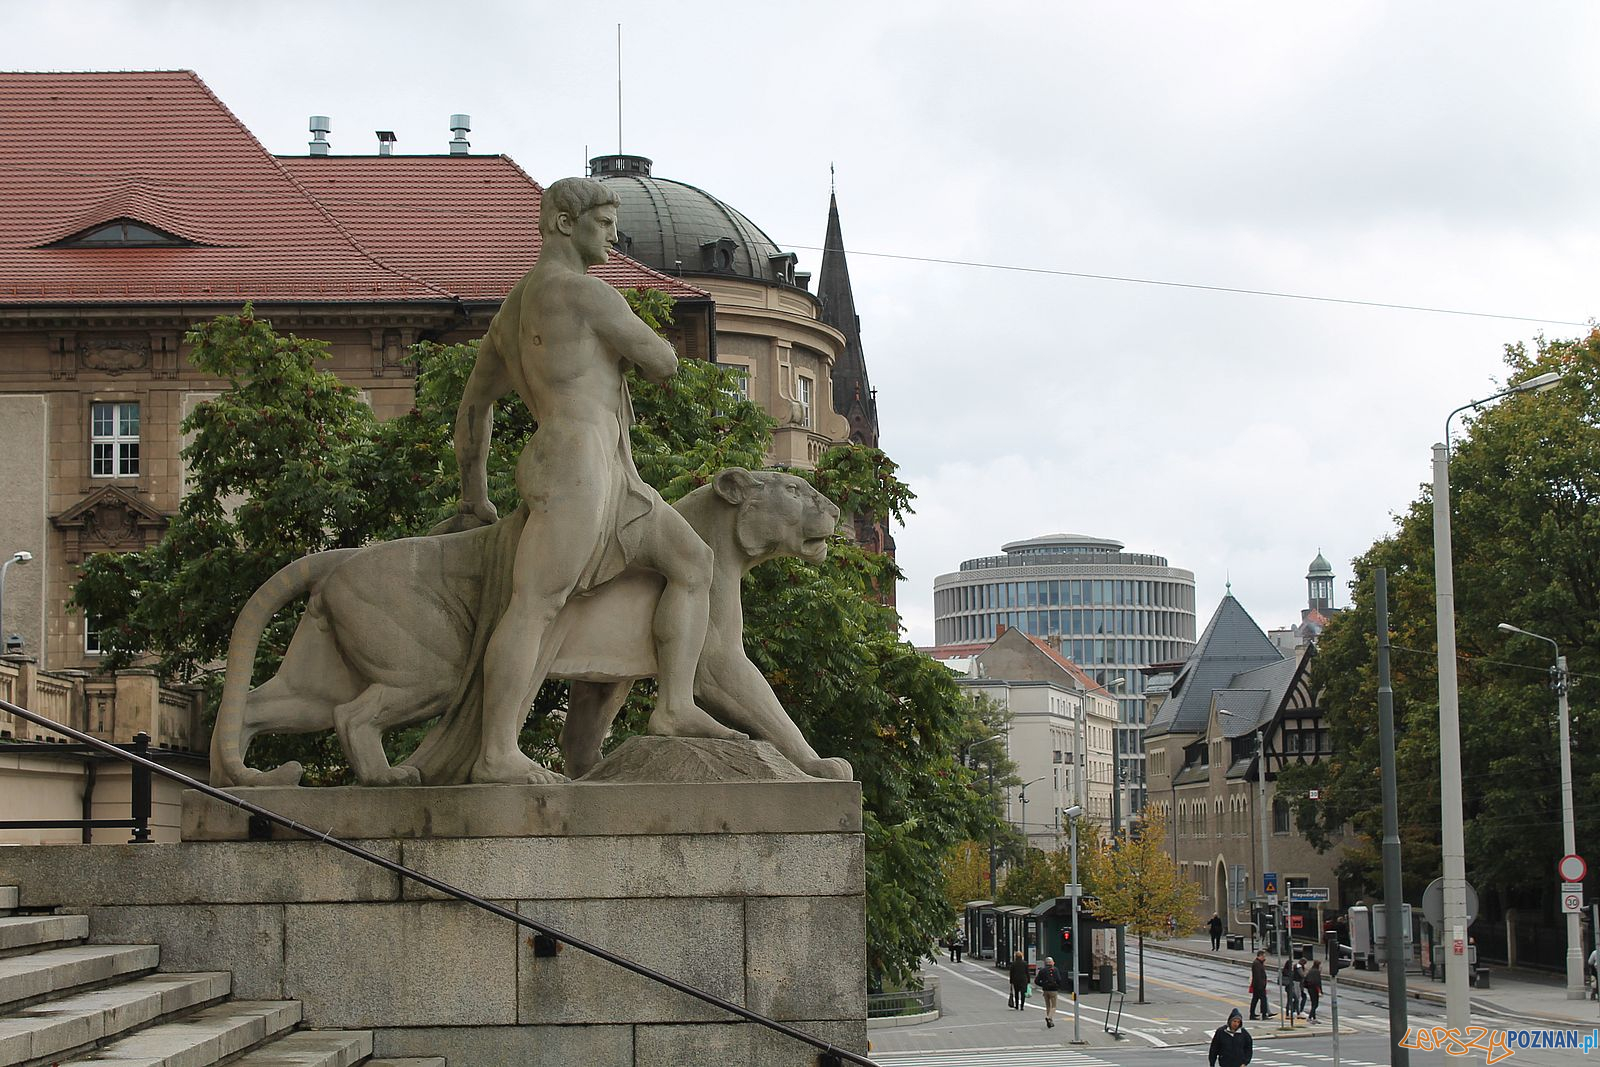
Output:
[52, 486, 168, 560]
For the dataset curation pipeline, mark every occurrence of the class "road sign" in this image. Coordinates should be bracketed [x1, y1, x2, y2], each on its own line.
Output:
[1289, 914, 1305, 929]
[1290, 887, 1331, 903]
[1063, 883, 1084, 898]
[1309, 789, 1320, 800]
[1560, 854, 1587, 882]
[1564, 890, 1584, 914]
[1420, 876, 1480, 926]
[1263, 872, 1279, 895]
[1564, 881, 1584, 895]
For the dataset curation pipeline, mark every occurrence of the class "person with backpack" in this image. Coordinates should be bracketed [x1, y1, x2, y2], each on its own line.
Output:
[1034, 955, 1063, 1028]
[1280, 953, 1302, 1021]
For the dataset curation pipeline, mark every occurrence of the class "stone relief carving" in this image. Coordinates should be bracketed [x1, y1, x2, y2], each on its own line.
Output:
[78, 337, 151, 375]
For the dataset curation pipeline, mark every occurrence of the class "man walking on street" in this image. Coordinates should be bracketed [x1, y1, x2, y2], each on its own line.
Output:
[1209, 913, 1224, 951]
[1304, 959, 1323, 1023]
[1008, 951, 1030, 1010]
[1249, 950, 1273, 1020]
[1035, 955, 1062, 1028]
[1209, 1008, 1253, 1067]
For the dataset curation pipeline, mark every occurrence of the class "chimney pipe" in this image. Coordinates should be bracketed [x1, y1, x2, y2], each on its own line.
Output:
[449, 114, 471, 155]
[308, 115, 331, 156]
[376, 130, 397, 156]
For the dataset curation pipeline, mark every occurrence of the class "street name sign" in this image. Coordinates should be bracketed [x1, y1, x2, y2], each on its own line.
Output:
[1289, 887, 1331, 903]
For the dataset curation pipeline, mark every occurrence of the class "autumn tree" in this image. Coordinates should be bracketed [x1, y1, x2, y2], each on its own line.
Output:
[1085, 809, 1201, 1002]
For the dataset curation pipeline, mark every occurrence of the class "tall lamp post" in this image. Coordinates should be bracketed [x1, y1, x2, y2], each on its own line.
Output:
[1016, 775, 1046, 848]
[1434, 370, 1561, 1028]
[1220, 710, 1275, 956]
[1062, 802, 1085, 1044]
[1497, 622, 1582, 1000]
[0, 550, 33, 652]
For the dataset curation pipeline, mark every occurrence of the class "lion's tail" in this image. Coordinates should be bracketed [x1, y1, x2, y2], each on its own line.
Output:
[210, 549, 359, 787]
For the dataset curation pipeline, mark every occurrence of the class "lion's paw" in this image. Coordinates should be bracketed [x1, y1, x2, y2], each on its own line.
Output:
[367, 764, 423, 787]
[803, 756, 854, 782]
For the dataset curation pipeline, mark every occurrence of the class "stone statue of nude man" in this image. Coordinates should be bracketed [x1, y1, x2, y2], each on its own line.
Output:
[450, 176, 745, 784]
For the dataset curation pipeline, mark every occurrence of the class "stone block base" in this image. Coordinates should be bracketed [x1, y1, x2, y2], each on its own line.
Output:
[0, 780, 867, 1066]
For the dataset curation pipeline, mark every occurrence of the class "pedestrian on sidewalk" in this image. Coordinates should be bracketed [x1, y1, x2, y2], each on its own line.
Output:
[1209, 913, 1223, 951]
[946, 931, 958, 962]
[1208, 1008, 1253, 1067]
[1007, 951, 1030, 1010]
[1035, 955, 1062, 1028]
[954, 930, 966, 964]
[1249, 950, 1273, 1020]
[1304, 960, 1322, 1023]
[1280, 953, 1303, 1021]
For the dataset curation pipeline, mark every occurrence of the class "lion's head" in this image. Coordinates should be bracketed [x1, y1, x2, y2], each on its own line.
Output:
[709, 468, 842, 566]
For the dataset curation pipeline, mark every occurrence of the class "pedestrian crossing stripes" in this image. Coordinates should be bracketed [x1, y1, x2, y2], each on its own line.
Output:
[873, 1049, 1118, 1066]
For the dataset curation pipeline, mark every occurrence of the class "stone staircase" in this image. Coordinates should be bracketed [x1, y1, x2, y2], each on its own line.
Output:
[0, 885, 441, 1067]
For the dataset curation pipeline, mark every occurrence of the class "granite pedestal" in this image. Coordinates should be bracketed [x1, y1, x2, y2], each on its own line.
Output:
[0, 778, 867, 1066]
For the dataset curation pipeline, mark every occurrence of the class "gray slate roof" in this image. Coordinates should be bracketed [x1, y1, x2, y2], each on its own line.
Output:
[1145, 595, 1285, 738]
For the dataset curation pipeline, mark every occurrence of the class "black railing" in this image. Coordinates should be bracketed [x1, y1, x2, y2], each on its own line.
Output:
[0, 700, 877, 1067]
[0, 731, 153, 843]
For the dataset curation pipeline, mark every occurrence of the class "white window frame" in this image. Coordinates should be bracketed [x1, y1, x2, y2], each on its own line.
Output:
[85, 615, 104, 656]
[796, 374, 814, 429]
[91, 401, 140, 478]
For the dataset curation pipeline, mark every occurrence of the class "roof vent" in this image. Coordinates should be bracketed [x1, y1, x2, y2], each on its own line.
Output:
[589, 154, 653, 179]
[449, 114, 471, 155]
[309, 115, 331, 156]
[376, 130, 397, 156]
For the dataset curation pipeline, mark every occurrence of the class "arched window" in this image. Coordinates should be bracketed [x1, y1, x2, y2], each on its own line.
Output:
[49, 218, 192, 248]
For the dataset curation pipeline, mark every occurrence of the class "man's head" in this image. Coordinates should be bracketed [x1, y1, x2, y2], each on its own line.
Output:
[1228, 1007, 1243, 1031]
[1044, 956, 1054, 966]
[1256, 950, 1266, 960]
[540, 177, 622, 265]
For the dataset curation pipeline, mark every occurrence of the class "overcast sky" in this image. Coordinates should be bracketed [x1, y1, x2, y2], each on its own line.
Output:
[9, 1, 1597, 645]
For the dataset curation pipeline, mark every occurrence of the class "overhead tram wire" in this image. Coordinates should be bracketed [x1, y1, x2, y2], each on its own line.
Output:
[780, 243, 1589, 329]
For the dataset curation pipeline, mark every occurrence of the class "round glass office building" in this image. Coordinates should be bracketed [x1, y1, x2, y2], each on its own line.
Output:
[934, 534, 1197, 807]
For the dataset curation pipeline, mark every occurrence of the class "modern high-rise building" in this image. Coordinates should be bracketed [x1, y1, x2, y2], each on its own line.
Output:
[932, 534, 1197, 810]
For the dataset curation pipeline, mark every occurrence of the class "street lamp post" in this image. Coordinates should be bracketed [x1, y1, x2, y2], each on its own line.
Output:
[1062, 801, 1085, 1045]
[0, 551, 33, 653]
[1016, 775, 1046, 849]
[1080, 675, 1126, 991]
[1221, 710, 1275, 958]
[1498, 622, 1582, 1000]
[1434, 370, 1561, 1028]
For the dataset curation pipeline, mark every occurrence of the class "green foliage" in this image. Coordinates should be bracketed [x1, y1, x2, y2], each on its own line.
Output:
[1084, 809, 1201, 938]
[71, 295, 1005, 988]
[996, 824, 1103, 908]
[1302, 329, 1600, 911]
[942, 840, 991, 914]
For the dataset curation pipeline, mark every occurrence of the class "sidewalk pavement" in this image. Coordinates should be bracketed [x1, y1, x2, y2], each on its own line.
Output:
[1160, 935, 1600, 1028]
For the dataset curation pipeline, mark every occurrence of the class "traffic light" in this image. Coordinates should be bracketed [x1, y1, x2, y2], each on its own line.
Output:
[1325, 932, 1351, 976]
[1061, 928, 1072, 952]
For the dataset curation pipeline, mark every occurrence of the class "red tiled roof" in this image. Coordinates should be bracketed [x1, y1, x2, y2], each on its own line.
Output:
[1017, 631, 1106, 693]
[0, 70, 704, 306]
[281, 154, 704, 302]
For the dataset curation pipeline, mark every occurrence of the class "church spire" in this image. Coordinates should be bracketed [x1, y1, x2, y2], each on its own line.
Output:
[818, 185, 878, 448]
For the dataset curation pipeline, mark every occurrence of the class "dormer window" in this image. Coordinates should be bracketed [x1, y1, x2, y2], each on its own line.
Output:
[51, 218, 192, 248]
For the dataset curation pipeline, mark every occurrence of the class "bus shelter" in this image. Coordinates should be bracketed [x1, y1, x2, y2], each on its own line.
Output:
[963, 900, 996, 960]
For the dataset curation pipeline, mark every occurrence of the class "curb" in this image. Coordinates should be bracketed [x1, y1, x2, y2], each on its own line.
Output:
[1158, 941, 1597, 1028]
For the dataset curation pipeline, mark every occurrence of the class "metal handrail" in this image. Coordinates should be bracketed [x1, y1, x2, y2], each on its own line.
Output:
[0, 699, 876, 1067]
[0, 733, 155, 842]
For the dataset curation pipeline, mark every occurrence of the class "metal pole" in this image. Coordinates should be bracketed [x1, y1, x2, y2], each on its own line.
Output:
[1330, 973, 1341, 1067]
[1556, 652, 1583, 998]
[1375, 568, 1411, 1065]
[1432, 440, 1472, 1028]
[1258, 727, 1273, 958]
[1071, 812, 1082, 1043]
[0, 556, 14, 645]
[1112, 757, 1127, 992]
[988, 760, 998, 898]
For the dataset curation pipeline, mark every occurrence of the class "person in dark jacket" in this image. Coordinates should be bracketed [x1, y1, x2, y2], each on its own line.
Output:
[1208, 913, 1224, 951]
[1034, 955, 1062, 1027]
[1304, 960, 1323, 1023]
[1209, 1008, 1253, 1067]
[1007, 951, 1030, 1010]
[1249, 950, 1273, 1020]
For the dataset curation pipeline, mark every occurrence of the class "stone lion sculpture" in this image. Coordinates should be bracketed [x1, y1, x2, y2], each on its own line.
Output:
[209, 468, 852, 787]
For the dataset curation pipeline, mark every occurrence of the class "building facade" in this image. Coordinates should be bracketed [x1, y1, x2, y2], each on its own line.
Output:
[955, 627, 1120, 845]
[1143, 592, 1345, 933]
[0, 72, 883, 683]
[933, 534, 1197, 810]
